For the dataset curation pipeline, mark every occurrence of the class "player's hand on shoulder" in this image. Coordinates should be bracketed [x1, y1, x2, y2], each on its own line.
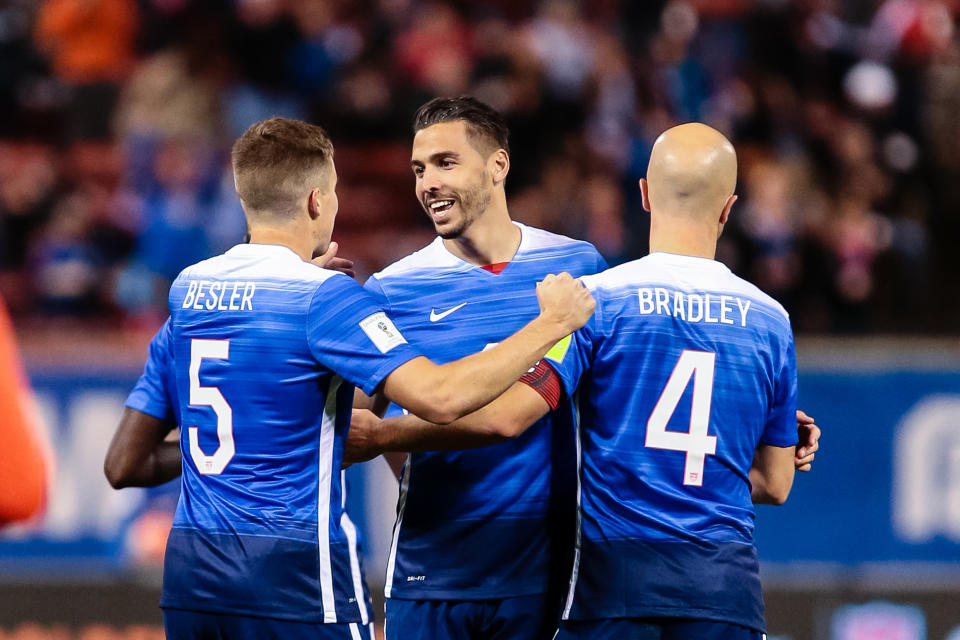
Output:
[311, 241, 356, 278]
[794, 409, 820, 472]
[345, 408, 383, 466]
[536, 272, 596, 334]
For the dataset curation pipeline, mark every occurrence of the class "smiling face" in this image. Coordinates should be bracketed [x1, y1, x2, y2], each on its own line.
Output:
[410, 120, 494, 239]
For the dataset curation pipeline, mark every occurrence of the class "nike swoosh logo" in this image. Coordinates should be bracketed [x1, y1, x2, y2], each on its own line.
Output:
[429, 302, 468, 322]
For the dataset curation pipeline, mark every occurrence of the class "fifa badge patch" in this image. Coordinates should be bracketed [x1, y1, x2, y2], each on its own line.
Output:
[360, 312, 407, 353]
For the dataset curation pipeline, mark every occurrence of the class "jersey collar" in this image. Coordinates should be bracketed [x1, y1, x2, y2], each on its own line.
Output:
[643, 251, 731, 273]
[226, 243, 305, 262]
[433, 221, 529, 273]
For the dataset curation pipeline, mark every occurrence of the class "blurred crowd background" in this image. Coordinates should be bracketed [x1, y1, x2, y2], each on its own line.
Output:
[3, 3, 960, 639]
[1, 0, 958, 335]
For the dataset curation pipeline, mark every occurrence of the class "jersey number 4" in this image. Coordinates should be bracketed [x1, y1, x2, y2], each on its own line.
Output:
[645, 350, 717, 487]
[188, 339, 235, 475]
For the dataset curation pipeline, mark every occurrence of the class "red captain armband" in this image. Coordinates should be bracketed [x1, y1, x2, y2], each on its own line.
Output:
[519, 358, 563, 411]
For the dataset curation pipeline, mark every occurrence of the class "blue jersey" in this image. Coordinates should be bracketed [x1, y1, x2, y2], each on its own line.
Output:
[547, 252, 798, 632]
[365, 223, 607, 600]
[124, 243, 420, 624]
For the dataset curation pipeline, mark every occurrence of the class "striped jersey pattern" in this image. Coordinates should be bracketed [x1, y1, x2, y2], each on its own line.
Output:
[126, 243, 420, 623]
[365, 223, 607, 600]
[547, 252, 798, 632]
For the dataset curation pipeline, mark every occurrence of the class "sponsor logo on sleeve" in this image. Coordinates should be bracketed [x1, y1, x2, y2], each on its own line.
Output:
[360, 312, 407, 354]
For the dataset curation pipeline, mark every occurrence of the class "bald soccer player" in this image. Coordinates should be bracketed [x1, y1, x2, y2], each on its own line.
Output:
[349, 123, 803, 639]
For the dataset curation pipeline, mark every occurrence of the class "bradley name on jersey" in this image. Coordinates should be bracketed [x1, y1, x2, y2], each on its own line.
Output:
[638, 287, 752, 327]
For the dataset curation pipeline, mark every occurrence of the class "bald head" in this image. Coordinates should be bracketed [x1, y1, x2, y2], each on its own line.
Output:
[646, 123, 737, 220]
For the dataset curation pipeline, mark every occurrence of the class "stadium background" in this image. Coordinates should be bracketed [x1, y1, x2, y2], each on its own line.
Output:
[1, 0, 958, 638]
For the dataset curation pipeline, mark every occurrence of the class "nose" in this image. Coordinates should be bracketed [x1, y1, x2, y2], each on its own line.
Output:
[421, 167, 443, 194]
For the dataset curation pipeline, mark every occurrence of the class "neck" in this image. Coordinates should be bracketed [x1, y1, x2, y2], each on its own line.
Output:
[648, 213, 718, 260]
[248, 225, 316, 262]
[442, 196, 520, 266]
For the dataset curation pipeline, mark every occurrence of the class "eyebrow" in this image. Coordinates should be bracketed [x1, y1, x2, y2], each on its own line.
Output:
[411, 151, 461, 166]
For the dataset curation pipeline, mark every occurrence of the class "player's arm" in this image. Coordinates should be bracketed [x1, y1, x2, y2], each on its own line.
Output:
[378, 273, 592, 425]
[353, 387, 390, 418]
[104, 408, 181, 488]
[748, 409, 820, 487]
[749, 444, 795, 505]
[351, 388, 405, 479]
[348, 382, 550, 463]
[751, 331, 799, 504]
[106, 319, 181, 489]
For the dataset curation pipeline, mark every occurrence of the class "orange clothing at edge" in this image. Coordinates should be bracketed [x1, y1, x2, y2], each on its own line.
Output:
[0, 297, 47, 525]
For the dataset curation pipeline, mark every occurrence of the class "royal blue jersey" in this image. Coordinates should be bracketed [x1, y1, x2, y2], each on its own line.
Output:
[124, 243, 420, 624]
[365, 223, 607, 600]
[546, 252, 798, 632]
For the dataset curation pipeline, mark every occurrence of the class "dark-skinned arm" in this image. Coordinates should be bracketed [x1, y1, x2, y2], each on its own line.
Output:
[104, 407, 181, 488]
[346, 382, 551, 464]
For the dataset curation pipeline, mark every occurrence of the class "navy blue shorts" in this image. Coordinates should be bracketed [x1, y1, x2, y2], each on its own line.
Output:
[386, 594, 558, 640]
[163, 608, 375, 640]
[554, 618, 764, 640]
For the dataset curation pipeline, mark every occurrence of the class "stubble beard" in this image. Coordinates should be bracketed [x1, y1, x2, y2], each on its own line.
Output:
[434, 171, 492, 240]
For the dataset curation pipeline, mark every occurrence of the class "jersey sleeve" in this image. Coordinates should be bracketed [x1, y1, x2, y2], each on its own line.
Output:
[362, 274, 388, 305]
[125, 318, 177, 422]
[543, 276, 602, 397]
[760, 328, 799, 447]
[308, 274, 422, 395]
[541, 318, 596, 399]
[594, 250, 609, 273]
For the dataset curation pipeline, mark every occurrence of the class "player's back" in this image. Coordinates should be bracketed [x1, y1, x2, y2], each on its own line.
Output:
[366, 223, 606, 600]
[160, 243, 373, 624]
[556, 252, 797, 630]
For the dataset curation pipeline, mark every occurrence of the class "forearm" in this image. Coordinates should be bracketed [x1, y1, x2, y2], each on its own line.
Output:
[374, 412, 506, 454]
[372, 383, 550, 454]
[749, 465, 777, 505]
[113, 441, 182, 488]
[401, 316, 567, 423]
[105, 408, 180, 488]
[749, 445, 796, 505]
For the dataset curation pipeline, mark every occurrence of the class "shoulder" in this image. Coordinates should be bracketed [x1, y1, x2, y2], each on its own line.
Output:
[370, 237, 457, 280]
[723, 274, 790, 324]
[369, 237, 463, 283]
[579, 259, 640, 293]
[176, 249, 344, 287]
[519, 223, 601, 259]
[580, 256, 790, 320]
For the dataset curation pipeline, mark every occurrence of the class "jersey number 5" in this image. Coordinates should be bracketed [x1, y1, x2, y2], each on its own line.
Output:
[188, 339, 235, 475]
[645, 350, 717, 486]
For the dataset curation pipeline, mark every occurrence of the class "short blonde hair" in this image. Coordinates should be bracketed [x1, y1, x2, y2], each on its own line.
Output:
[232, 117, 334, 219]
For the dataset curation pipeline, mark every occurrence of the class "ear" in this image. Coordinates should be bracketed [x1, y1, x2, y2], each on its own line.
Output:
[719, 194, 737, 225]
[307, 188, 322, 220]
[639, 178, 651, 212]
[490, 149, 510, 185]
[718, 194, 737, 236]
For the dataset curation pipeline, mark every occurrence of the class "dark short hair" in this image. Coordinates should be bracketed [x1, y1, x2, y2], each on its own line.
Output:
[232, 117, 334, 217]
[413, 96, 510, 156]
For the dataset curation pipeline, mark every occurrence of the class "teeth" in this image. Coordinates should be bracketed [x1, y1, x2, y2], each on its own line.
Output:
[430, 200, 454, 210]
